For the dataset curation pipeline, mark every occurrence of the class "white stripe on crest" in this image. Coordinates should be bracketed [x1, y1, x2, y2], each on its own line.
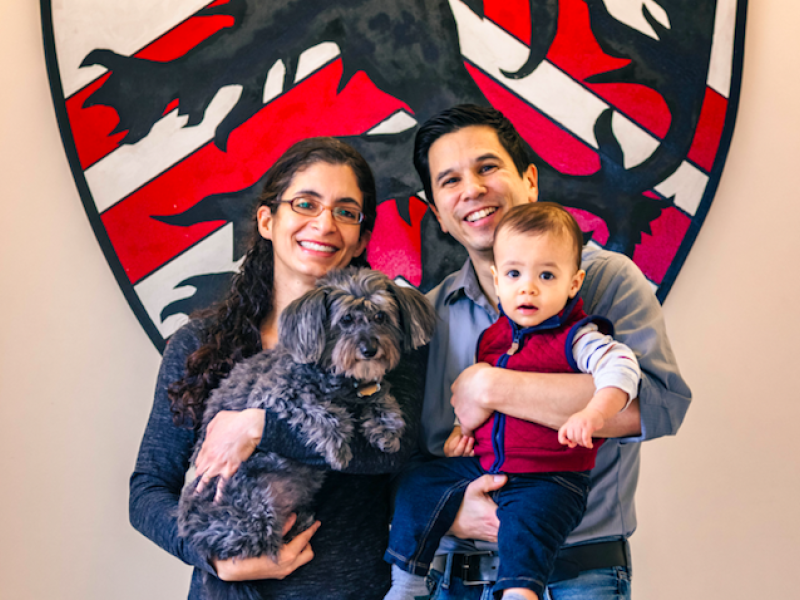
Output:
[134, 223, 243, 339]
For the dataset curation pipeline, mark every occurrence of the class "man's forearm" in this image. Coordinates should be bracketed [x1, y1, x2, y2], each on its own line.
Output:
[480, 368, 641, 438]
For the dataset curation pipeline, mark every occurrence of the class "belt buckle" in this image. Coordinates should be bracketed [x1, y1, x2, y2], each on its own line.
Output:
[460, 551, 495, 586]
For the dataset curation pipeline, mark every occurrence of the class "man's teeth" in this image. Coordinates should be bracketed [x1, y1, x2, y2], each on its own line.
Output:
[300, 241, 336, 252]
[466, 207, 497, 222]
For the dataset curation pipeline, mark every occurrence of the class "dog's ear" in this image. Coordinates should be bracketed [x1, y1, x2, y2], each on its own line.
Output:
[278, 287, 329, 364]
[388, 281, 437, 351]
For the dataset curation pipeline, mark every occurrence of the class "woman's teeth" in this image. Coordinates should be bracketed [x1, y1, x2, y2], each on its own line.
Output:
[299, 241, 335, 253]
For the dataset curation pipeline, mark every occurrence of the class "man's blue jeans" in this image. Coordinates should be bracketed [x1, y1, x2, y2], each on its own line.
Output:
[426, 565, 632, 600]
[386, 457, 590, 598]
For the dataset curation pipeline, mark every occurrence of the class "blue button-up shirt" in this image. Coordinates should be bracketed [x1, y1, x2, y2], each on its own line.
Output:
[418, 246, 691, 550]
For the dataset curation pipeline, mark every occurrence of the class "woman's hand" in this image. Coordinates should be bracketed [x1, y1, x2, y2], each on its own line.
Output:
[195, 408, 266, 498]
[213, 519, 321, 582]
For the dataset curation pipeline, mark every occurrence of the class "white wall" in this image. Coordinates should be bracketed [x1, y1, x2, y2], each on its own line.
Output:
[1, 2, 797, 599]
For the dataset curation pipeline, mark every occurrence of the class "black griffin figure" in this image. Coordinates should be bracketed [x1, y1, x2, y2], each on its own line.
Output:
[81, 0, 715, 318]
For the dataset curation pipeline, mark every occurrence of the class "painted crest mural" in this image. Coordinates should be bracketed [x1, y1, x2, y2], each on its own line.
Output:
[43, 0, 747, 352]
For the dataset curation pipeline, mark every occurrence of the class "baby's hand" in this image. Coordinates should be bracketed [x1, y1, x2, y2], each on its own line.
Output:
[558, 408, 605, 449]
[444, 425, 475, 457]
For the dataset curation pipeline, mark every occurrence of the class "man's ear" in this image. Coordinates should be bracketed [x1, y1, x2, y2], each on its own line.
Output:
[491, 265, 500, 295]
[429, 202, 448, 233]
[523, 164, 539, 203]
[256, 205, 273, 240]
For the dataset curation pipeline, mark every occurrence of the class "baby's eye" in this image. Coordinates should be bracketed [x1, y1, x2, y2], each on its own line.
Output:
[506, 270, 520, 279]
[540, 271, 555, 281]
[373, 311, 386, 324]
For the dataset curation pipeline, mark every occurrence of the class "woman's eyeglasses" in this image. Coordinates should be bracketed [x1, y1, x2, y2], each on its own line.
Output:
[279, 196, 364, 225]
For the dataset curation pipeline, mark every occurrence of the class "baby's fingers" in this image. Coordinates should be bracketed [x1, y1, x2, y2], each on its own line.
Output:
[464, 436, 475, 457]
[558, 426, 578, 448]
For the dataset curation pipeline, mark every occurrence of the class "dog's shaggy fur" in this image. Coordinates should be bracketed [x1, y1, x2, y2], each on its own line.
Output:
[177, 267, 435, 598]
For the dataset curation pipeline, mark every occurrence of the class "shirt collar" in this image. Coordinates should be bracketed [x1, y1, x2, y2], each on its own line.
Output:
[443, 258, 498, 316]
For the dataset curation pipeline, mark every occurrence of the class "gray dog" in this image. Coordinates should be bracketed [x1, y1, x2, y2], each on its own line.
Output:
[177, 267, 435, 599]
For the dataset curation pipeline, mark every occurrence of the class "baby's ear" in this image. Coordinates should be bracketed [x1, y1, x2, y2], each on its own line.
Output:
[388, 281, 437, 351]
[279, 288, 328, 363]
[570, 269, 586, 298]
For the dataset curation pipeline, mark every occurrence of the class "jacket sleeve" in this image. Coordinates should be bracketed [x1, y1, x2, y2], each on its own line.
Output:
[256, 346, 428, 474]
[128, 323, 216, 575]
[581, 250, 692, 442]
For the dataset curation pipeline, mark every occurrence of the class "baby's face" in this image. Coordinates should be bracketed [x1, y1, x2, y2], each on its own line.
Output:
[491, 229, 585, 328]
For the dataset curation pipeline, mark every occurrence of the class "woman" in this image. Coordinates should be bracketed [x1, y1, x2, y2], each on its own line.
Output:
[130, 138, 425, 599]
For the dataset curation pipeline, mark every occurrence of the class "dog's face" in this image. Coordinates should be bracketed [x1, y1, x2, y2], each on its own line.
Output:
[325, 287, 404, 382]
[279, 268, 436, 382]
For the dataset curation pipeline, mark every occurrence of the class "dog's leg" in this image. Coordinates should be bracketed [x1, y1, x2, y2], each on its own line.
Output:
[278, 399, 356, 470]
[360, 390, 405, 453]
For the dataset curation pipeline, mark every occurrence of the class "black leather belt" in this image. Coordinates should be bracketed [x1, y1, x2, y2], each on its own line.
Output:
[429, 540, 629, 585]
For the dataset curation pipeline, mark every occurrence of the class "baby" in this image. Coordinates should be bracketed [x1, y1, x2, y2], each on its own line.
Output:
[385, 203, 641, 600]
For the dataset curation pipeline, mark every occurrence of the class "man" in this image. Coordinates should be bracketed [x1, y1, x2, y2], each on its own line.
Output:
[388, 105, 691, 600]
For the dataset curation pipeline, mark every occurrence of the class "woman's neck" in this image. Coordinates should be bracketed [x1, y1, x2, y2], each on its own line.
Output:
[260, 273, 316, 350]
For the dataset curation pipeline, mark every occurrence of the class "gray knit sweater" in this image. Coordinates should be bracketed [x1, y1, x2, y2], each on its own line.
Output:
[130, 320, 426, 599]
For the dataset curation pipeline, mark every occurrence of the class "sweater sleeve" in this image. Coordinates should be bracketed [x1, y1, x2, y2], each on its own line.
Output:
[256, 346, 428, 475]
[128, 323, 216, 575]
[580, 249, 692, 442]
[570, 323, 641, 408]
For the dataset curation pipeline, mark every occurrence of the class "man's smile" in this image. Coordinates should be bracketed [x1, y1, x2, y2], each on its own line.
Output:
[464, 206, 498, 223]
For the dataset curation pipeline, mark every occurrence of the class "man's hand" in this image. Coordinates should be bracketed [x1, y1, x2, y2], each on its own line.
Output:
[195, 408, 266, 499]
[213, 519, 320, 581]
[447, 474, 507, 542]
[443, 425, 475, 457]
[450, 362, 496, 434]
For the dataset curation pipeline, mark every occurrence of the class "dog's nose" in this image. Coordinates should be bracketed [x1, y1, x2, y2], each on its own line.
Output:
[359, 341, 378, 358]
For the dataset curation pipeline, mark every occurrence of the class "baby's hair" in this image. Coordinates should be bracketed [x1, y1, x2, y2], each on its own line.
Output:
[495, 203, 584, 272]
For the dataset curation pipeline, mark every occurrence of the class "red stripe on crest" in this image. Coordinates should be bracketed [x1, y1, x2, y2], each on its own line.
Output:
[67, 10, 233, 170]
[367, 197, 427, 287]
[466, 64, 600, 175]
[565, 208, 609, 247]
[547, 0, 671, 139]
[631, 206, 690, 284]
[484, 0, 532, 44]
[102, 59, 406, 285]
[135, 13, 235, 62]
[687, 87, 728, 172]
[67, 74, 128, 170]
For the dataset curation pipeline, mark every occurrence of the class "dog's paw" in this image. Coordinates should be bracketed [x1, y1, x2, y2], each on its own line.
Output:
[364, 422, 403, 454]
[376, 431, 402, 454]
[327, 443, 353, 471]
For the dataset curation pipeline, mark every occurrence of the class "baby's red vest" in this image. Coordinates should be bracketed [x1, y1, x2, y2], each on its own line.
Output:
[473, 297, 604, 474]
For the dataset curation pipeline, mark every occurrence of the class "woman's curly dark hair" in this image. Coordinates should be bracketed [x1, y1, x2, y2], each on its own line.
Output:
[167, 137, 378, 428]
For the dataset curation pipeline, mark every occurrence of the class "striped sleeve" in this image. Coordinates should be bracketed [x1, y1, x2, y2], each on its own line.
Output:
[571, 323, 641, 410]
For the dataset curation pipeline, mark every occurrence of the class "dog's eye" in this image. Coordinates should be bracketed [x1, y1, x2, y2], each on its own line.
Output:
[373, 311, 386, 324]
[340, 314, 354, 326]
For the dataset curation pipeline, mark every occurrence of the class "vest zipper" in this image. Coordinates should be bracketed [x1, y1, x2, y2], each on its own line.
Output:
[489, 327, 523, 473]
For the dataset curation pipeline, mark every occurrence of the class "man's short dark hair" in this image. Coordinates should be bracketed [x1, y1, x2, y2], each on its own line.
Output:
[413, 104, 532, 206]
[495, 203, 584, 272]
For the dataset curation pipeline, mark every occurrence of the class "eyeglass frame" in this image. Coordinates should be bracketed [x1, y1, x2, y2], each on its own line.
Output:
[278, 195, 365, 225]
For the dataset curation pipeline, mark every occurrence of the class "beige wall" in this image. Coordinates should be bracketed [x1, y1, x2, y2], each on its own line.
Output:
[1, 2, 797, 598]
